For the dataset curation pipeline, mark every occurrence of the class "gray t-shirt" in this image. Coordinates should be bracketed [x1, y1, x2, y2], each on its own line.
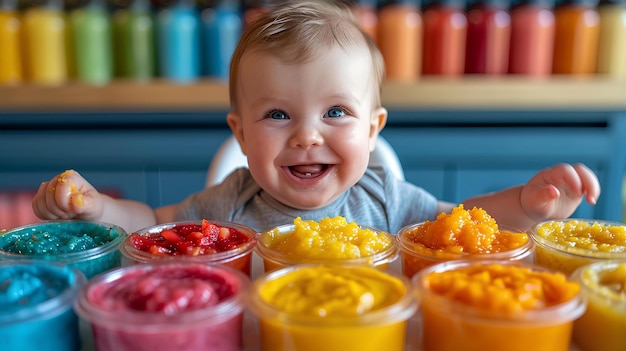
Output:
[174, 167, 438, 234]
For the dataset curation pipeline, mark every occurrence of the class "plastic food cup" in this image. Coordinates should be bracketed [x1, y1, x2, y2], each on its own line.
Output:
[248, 264, 417, 351]
[256, 223, 398, 273]
[75, 262, 249, 351]
[413, 260, 585, 351]
[397, 222, 534, 278]
[530, 219, 626, 275]
[0, 220, 126, 279]
[120, 220, 257, 276]
[571, 260, 626, 351]
[0, 260, 86, 351]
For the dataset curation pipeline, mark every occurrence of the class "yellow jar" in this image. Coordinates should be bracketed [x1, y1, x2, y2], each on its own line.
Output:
[256, 217, 397, 272]
[571, 260, 626, 351]
[248, 265, 417, 351]
[530, 219, 626, 275]
[413, 260, 584, 351]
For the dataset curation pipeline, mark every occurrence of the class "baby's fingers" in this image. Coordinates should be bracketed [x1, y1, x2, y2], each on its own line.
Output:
[32, 180, 73, 220]
[573, 163, 601, 205]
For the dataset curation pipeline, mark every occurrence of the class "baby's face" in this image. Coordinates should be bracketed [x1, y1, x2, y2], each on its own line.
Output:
[229, 44, 384, 210]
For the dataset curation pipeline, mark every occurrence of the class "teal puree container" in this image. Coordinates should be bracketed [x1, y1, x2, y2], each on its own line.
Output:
[0, 220, 126, 279]
[0, 261, 86, 351]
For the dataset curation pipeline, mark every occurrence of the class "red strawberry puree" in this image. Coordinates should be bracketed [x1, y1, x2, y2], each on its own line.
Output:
[75, 262, 248, 351]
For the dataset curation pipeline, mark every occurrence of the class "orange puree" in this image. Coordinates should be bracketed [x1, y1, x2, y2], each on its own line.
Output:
[398, 205, 532, 277]
[416, 262, 584, 351]
[425, 263, 579, 313]
[405, 205, 528, 254]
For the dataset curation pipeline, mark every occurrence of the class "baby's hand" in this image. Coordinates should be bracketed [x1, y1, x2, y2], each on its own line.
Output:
[520, 163, 601, 222]
[32, 170, 104, 221]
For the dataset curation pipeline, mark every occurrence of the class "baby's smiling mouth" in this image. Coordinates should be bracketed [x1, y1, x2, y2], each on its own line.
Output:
[288, 164, 329, 178]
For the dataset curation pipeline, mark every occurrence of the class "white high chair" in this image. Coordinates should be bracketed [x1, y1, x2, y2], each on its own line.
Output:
[206, 135, 405, 187]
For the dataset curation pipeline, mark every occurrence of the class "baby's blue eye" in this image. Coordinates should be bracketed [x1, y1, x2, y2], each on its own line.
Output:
[326, 107, 345, 118]
[267, 110, 288, 120]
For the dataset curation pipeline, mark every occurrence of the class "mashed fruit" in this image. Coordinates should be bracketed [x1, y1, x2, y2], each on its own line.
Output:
[417, 262, 584, 351]
[259, 216, 393, 261]
[258, 266, 405, 317]
[532, 220, 626, 274]
[425, 263, 580, 313]
[399, 205, 531, 277]
[250, 265, 415, 351]
[404, 205, 528, 255]
[573, 262, 626, 351]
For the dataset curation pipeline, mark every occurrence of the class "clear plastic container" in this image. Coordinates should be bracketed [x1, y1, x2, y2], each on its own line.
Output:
[397, 221, 534, 278]
[248, 264, 417, 351]
[256, 223, 398, 273]
[120, 220, 257, 276]
[413, 260, 585, 351]
[571, 260, 626, 351]
[75, 262, 249, 351]
[0, 220, 126, 279]
[530, 218, 626, 275]
[0, 260, 86, 351]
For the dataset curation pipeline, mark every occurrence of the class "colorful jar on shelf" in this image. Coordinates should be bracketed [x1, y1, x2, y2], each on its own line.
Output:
[422, 0, 468, 76]
[353, 0, 379, 43]
[464, 0, 511, 74]
[0, 0, 22, 84]
[69, 0, 114, 85]
[22, 0, 68, 85]
[157, 0, 201, 83]
[377, 0, 423, 81]
[596, 0, 626, 77]
[508, 0, 555, 76]
[200, 0, 242, 80]
[552, 0, 600, 75]
[112, 0, 156, 81]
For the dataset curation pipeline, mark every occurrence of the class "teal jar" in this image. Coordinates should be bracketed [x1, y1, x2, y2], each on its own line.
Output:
[0, 261, 86, 351]
[0, 220, 126, 279]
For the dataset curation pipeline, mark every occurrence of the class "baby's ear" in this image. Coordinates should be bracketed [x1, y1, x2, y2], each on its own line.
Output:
[369, 107, 388, 151]
[226, 112, 247, 155]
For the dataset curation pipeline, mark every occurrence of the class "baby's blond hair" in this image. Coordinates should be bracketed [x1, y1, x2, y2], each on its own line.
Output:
[229, 0, 385, 113]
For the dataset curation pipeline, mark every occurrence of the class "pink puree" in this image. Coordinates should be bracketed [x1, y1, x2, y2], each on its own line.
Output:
[82, 264, 245, 351]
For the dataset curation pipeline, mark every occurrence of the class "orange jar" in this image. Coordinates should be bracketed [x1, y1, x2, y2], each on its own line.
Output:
[397, 205, 533, 278]
[413, 260, 585, 351]
[552, 0, 600, 75]
[377, 0, 422, 81]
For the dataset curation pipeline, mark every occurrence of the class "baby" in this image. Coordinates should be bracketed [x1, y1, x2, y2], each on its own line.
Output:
[32, 0, 600, 234]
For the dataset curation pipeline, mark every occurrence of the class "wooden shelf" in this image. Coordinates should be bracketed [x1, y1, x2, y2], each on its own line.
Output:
[2, 76, 626, 112]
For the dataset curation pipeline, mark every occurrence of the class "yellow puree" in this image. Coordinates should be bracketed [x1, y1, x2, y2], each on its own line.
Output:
[535, 220, 626, 252]
[261, 216, 392, 259]
[573, 263, 626, 351]
[259, 266, 405, 317]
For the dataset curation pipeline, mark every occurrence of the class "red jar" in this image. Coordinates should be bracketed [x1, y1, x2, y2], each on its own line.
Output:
[465, 0, 511, 74]
[508, 0, 555, 76]
[422, 0, 468, 76]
